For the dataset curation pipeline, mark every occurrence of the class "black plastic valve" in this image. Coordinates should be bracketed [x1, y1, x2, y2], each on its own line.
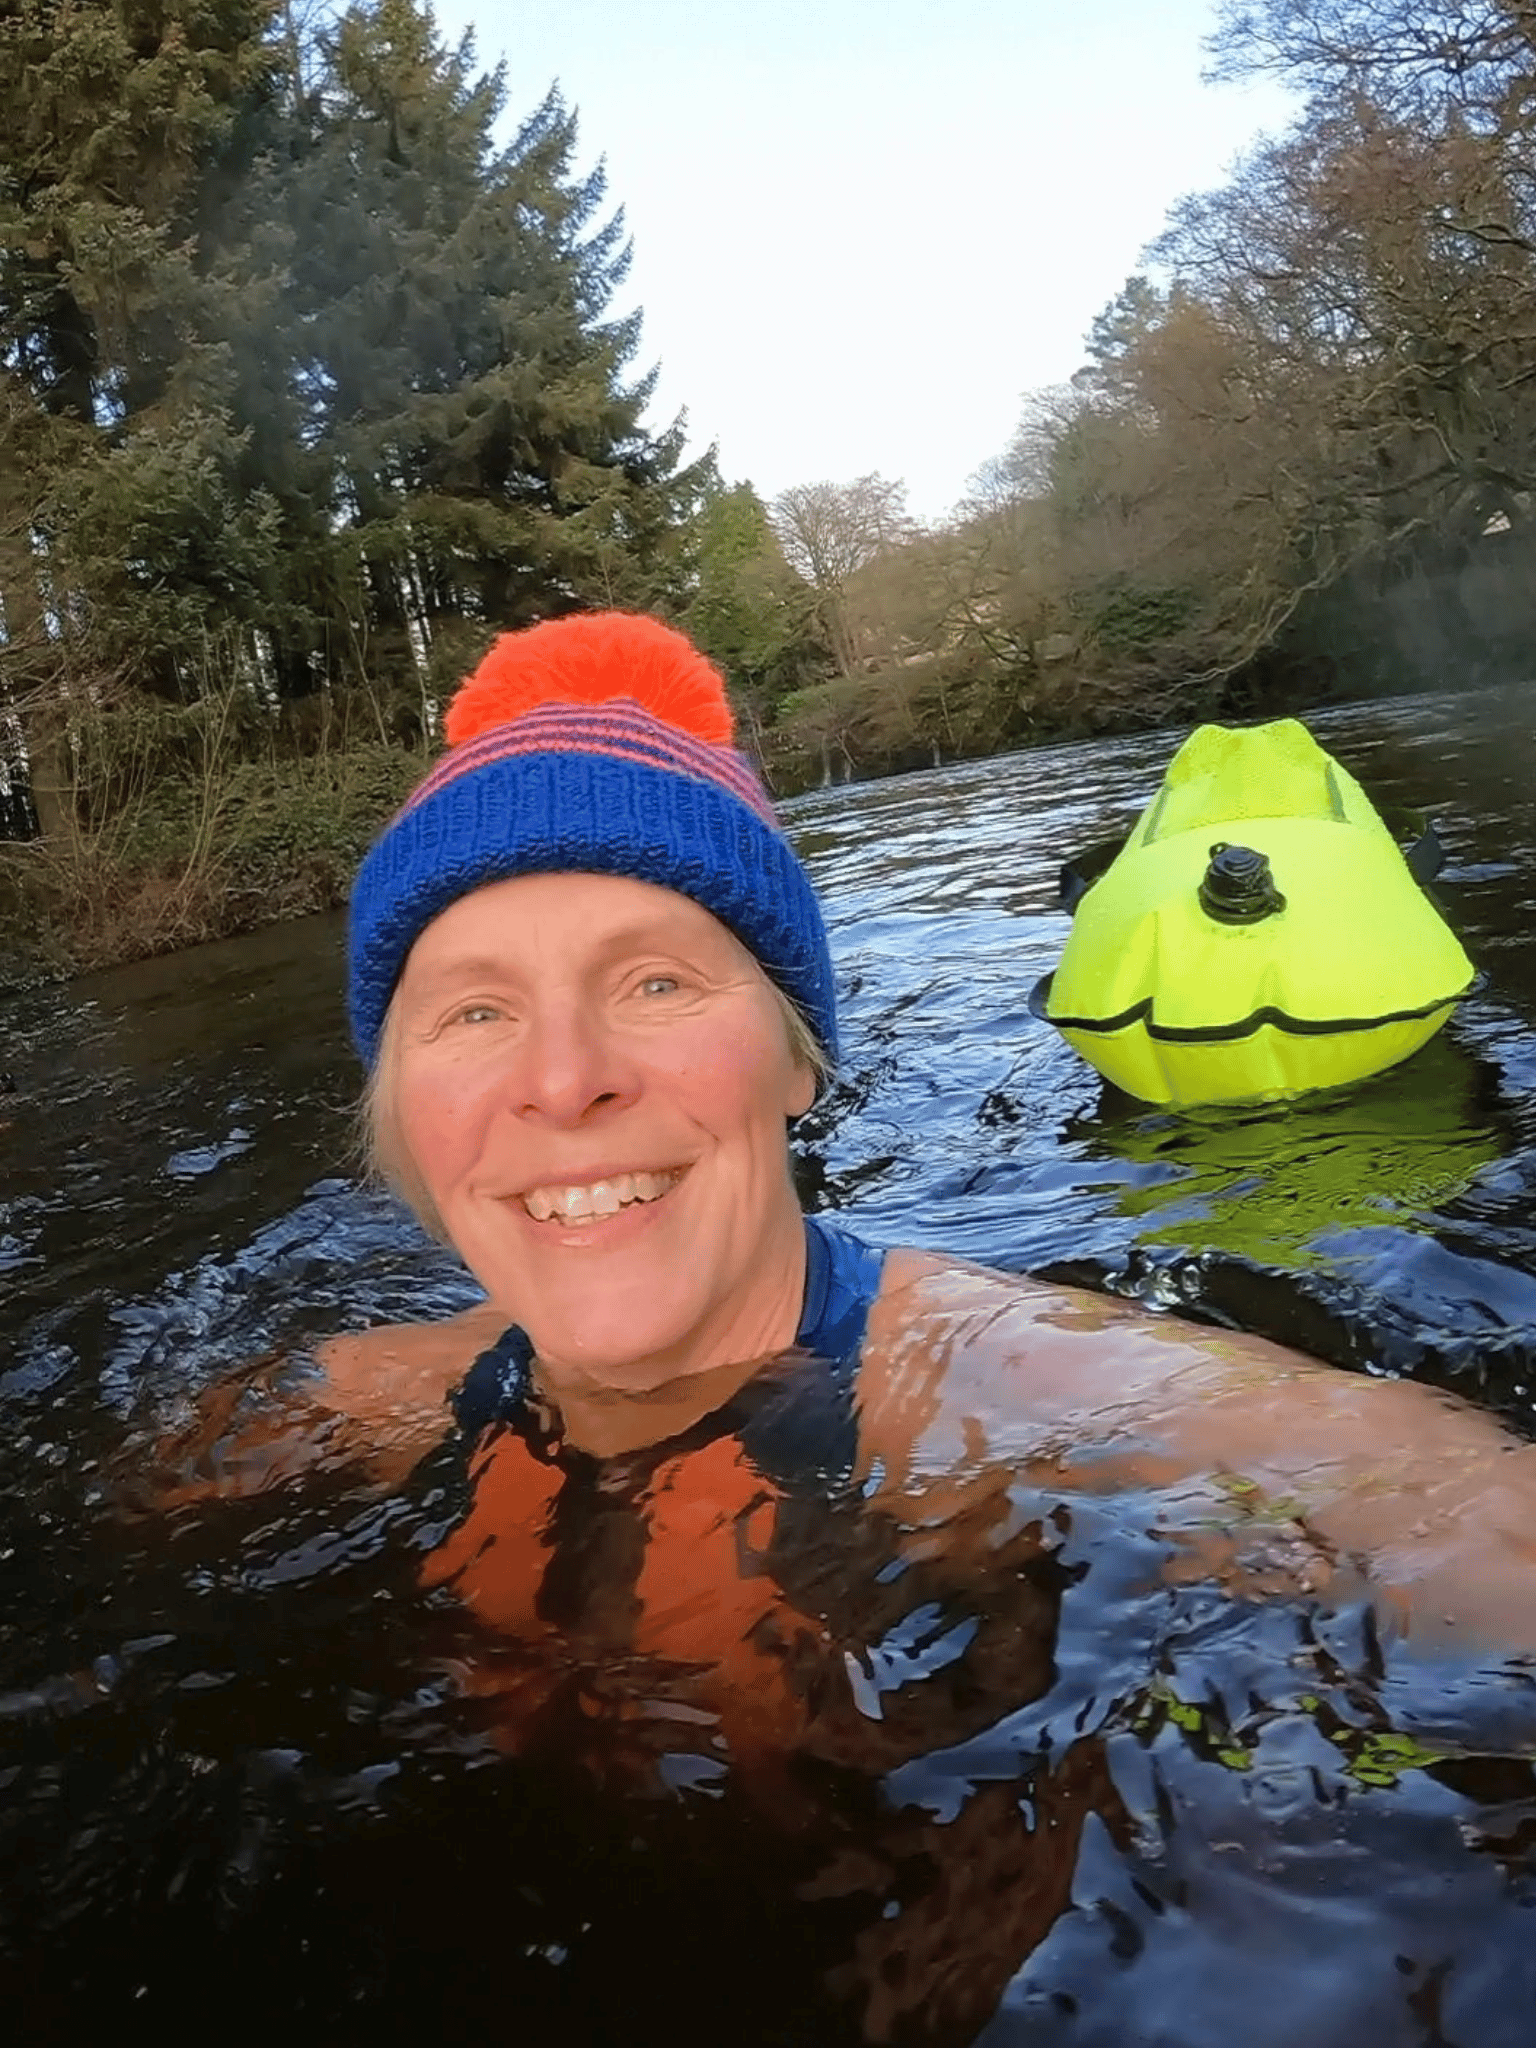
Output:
[1198, 842, 1287, 924]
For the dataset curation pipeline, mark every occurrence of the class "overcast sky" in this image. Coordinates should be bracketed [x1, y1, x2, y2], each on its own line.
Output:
[431, 0, 1293, 521]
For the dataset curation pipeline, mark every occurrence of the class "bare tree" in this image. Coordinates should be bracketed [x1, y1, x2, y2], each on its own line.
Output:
[961, 385, 1080, 515]
[769, 473, 916, 673]
[1209, 0, 1536, 129]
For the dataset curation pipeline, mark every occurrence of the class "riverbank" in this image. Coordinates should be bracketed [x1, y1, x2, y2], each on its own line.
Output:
[0, 735, 427, 991]
[0, 658, 1439, 992]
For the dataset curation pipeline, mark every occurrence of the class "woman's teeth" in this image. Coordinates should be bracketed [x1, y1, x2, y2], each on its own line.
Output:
[521, 1170, 677, 1224]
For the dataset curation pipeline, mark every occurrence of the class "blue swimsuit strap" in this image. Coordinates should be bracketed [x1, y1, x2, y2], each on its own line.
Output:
[795, 1212, 886, 1368]
[452, 1213, 886, 1483]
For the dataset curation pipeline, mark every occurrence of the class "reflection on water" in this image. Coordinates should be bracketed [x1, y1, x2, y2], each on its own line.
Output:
[1081, 1032, 1504, 1270]
[3, 686, 1536, 2042]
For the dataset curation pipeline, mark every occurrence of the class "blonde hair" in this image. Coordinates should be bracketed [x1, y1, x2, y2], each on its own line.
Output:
[359, 981, 831, 1243]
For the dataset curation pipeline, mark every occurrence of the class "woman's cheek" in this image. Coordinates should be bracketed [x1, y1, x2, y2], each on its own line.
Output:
[671, 1048, 756, 1122]
[669, 1013, 779, 1099]
[399, 1060, 497, 1191]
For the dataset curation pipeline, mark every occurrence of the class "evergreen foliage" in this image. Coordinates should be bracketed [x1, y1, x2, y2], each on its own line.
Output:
[0, 0, 700, 729]
[682, 478, 825, 715]
[0, 0, 714, 960]
[273, 0, 706, 705]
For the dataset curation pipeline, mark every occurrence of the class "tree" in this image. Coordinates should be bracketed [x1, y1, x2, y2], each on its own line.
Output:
[984, 44, 1536, 701]
[0, 0, 706, 730]
[0, 0, 285, 698]
[1209, 0, 1536, 131]
[963, 385, 1080, 515]
[1154, 97, 1536, 570]
[681, 477, 827, 724]
[769, 473, 915, 674]
[274, 0, 704, 711]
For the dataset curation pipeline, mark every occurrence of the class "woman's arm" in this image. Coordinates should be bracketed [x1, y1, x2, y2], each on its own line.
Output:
[135, 1303, 510, 1510]
[857, 1252, 1536, 1653]
[317, 1301, 509, 1433]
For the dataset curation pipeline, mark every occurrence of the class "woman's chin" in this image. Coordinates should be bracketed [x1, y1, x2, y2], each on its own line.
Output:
[539, 1333, 703, 1394]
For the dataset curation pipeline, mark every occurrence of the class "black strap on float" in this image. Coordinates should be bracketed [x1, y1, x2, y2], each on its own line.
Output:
[1377, 806, 1447, 886]
[1057, 833, 1129, 913]
[1029, 970, 1473, 1041]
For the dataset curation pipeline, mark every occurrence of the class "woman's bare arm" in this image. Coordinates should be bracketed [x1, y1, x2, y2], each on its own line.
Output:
[138, 1303, 510, 1509]
[858, 1252, 1536, 1653]
[317, 1301, 509, 1432]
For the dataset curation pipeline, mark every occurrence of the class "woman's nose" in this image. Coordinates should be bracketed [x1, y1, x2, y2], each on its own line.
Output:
[506, 1002, 639, 1127]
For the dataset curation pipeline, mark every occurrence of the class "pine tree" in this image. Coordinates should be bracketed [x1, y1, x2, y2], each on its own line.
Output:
[278, 0, 703, 716]
[2, 0, 705, 735]
[0, 0, 288, 696]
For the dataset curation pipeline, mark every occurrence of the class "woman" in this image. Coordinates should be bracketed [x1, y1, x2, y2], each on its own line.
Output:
[156, 610, 1536, 2043]
[327, 610, 1535, 1647]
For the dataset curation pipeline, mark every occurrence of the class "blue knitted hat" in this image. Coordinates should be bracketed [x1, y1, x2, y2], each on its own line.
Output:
[347, 611, 837, 1071]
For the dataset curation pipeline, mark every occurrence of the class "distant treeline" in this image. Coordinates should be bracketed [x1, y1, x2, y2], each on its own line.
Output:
[4, 0, 1536, 976]
[756, 1, 1536, 783]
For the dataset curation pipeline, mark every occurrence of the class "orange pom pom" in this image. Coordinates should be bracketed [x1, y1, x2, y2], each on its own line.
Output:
[443, 612, 735, 750]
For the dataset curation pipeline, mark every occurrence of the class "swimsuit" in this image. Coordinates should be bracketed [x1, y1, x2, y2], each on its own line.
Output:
[423, 1215, 889, 1765]
[451, 1211, 886, 1485]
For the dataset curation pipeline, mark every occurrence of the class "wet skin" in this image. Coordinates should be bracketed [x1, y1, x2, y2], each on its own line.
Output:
[310, 1248, 1536, 1655]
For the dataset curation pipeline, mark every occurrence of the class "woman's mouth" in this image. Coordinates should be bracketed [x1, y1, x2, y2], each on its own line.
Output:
[519, 1168, 683, 1226]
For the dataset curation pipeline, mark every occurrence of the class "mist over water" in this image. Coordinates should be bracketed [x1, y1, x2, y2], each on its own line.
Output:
[4, 686, 1536, 2043]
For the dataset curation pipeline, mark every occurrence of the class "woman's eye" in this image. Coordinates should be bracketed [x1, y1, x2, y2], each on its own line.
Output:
[639, 975, 680, 998]
[453, 1002, 503, 1026]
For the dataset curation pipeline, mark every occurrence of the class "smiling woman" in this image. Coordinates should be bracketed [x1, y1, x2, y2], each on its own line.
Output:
[180, 612, 1536, 2040]
[382, 870, 815, 1392]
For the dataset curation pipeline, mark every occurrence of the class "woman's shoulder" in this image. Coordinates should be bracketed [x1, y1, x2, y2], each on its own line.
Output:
[856, 1245, 1325, 1498]
[868, 1244, 1131, 1340]
[867, 1243, 1308, 1381]
[317, 1301, 511, 1427]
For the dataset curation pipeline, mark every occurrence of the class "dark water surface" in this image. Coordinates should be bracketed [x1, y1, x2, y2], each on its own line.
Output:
[4, 688, 1536, 2043]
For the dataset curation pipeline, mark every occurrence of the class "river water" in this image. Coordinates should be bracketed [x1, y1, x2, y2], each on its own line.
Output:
[3, 687, 1536, 2043]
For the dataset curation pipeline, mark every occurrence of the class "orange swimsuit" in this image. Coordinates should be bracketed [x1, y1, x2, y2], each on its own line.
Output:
[419, 1216, 886, 1780]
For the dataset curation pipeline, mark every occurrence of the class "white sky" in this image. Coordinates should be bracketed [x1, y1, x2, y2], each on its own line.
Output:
[432, 0, 1292, 522]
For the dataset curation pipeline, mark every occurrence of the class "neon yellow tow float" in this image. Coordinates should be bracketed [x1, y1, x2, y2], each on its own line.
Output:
[1031, 718, 1476, 1108]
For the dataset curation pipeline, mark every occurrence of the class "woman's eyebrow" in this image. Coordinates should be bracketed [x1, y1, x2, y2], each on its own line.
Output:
[401, 956, 520, 999]
[406, 928, 699, 996]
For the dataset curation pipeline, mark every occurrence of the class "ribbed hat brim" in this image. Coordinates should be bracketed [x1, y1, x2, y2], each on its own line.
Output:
[348, 749, 837, 1069]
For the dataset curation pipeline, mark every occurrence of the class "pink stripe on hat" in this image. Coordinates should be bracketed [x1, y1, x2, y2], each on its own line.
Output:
[402, 699, 779, 827]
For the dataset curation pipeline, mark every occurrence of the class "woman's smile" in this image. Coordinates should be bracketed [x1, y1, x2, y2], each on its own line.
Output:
[515, 1165, 685, 1226]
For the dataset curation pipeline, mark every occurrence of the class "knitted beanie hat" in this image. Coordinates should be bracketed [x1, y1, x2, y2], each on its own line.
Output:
[347, 611, 837, 1069]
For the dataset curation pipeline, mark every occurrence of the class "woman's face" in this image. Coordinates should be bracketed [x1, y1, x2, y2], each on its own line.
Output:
[388, 872, 817, 1387]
